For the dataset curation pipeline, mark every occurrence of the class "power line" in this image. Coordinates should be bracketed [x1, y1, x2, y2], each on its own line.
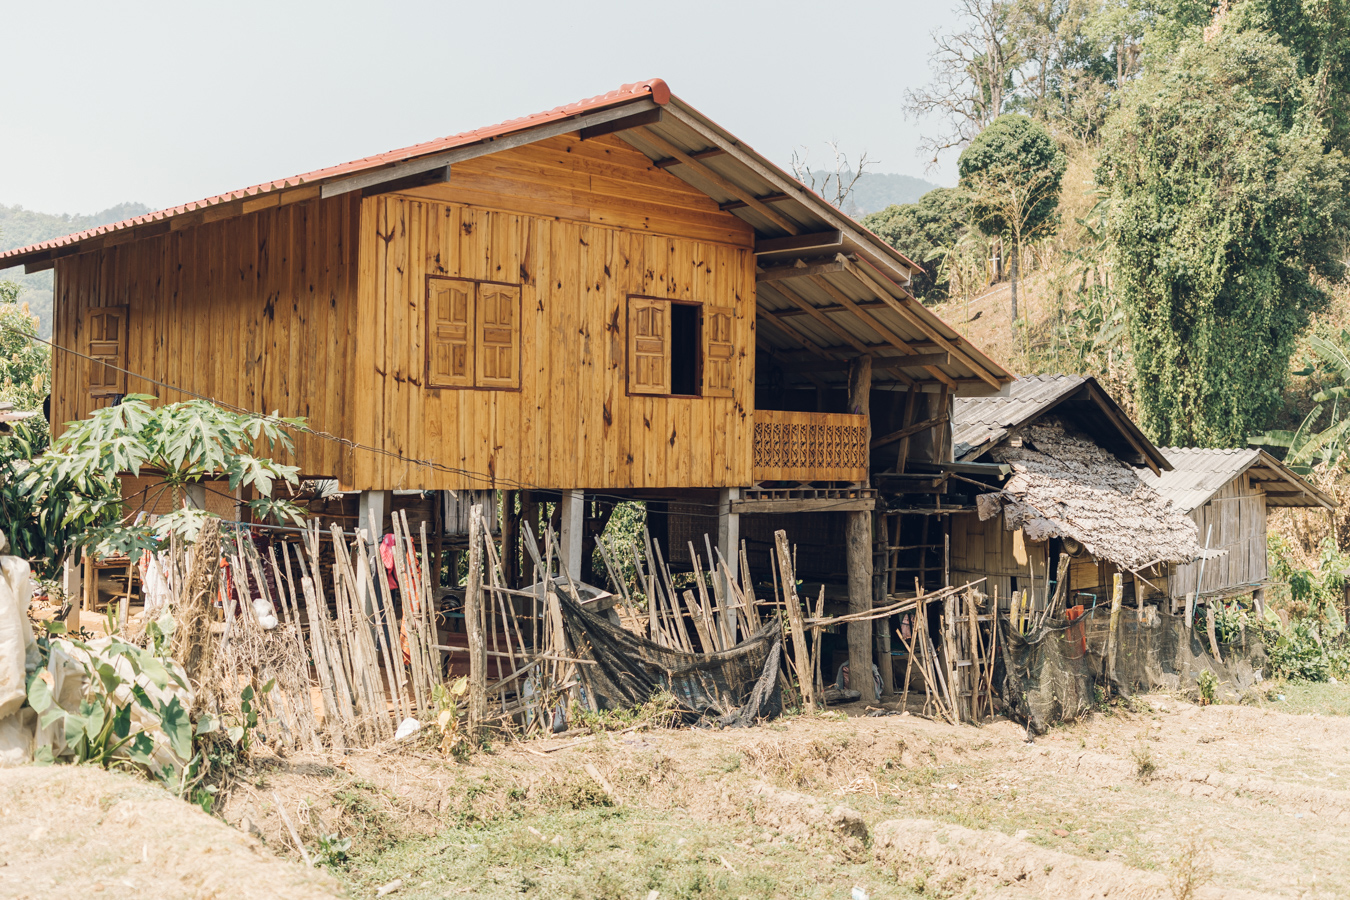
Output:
[5, 323, 903, 519]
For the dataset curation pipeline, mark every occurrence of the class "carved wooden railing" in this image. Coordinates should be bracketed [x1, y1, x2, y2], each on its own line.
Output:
[751, 409, 869, 483]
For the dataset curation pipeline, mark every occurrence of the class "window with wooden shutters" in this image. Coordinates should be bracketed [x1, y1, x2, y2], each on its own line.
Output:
[425, 277, 521, 391]
[476, 284, 520, 389]
[703, 305, 735, 398]
[427, 279, 474, 388]
[86, 306, 128, 396]
[627, 296, 671, 395]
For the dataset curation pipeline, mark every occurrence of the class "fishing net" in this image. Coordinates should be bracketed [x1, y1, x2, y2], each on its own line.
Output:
[556, 591, 783, 727]
[999, 605, 1267, 734]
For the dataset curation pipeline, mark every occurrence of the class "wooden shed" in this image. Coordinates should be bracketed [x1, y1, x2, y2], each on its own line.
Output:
[947, 375, 1202, 612]
[1138, 448, 1334, 603]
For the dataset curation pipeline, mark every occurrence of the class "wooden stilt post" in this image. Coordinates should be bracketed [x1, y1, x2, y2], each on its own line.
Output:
[846, 355, 876, 705]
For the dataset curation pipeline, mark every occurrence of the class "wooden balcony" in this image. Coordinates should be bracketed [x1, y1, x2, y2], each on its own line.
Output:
[751, 409, 869, 483]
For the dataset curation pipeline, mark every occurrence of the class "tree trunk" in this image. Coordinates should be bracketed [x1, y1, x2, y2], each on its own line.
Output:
[1009, 241, 1019, 336]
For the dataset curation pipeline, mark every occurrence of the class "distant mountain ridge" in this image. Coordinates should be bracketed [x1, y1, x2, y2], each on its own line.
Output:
[803, 170, 943, 218]
[0, 201, 152, 338]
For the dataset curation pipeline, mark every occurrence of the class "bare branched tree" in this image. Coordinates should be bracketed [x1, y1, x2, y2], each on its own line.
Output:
[789, 141, 877, 214]
[904, 0, 1021, 165]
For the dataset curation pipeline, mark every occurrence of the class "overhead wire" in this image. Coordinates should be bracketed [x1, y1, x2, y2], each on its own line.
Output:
[4, 322, 927, 519]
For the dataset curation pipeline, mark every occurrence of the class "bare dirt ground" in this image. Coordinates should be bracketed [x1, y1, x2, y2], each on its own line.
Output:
[0, 764, 342, 899]
[201, 685, 1350, 899]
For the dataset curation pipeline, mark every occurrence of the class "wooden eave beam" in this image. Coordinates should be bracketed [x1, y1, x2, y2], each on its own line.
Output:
[871, 414, 950, 449]
[757, 310, 836, 360]
[840, 255, 1002, 390]
[321, 98, 661, 198]
[720, 192, 790, 212]
[755, 231, 843, 256]
[580, 107, 664, 140]
[357, 164, 451, 199]
[759, 281, 873, 357]
[788, 351, 950, 374]
[655, 146, 725, 168]
[629, 127, 802, 235]
[756, 335, 830, 389]
[756, 259, 846, 283]
[808, 274, 955, 388]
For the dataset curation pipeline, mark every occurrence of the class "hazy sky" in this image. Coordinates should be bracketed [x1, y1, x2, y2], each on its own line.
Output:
[1, 0, 961, 216]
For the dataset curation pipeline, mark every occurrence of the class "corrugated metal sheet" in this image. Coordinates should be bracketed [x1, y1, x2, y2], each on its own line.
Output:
[1139, 448, 1333, 512]
[951, 375, 1085, 459]
[3, 79, 1011, 394]
[0, 80, 670, 262]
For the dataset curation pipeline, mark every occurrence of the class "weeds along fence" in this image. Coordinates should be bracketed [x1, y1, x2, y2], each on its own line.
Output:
[145, 511, 840, 751]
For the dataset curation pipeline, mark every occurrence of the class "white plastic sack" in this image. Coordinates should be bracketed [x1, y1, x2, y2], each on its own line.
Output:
[0, 708, 35, 767]
[0, 554, 38, 718]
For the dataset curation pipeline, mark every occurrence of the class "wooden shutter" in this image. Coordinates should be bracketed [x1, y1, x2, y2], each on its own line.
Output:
[703, 305, 735, 398]
[427, 279, 474, 388]
[475, 284, 520, 389]
[86, 306, 128, 396]
[628, 297, 670, 395]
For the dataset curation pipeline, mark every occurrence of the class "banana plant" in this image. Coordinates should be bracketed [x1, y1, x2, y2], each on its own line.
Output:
[1251, 331, 1350, 474]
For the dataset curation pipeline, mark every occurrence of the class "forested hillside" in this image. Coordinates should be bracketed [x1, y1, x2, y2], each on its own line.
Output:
[0, 201, 150, 337]
[857, 0, 1350, 632]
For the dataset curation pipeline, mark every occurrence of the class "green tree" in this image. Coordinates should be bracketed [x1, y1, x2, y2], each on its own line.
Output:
[958, 113, 1067, 329]
[861, 188, 972, 300]
[1100, 27, 1349, 447]
[13, 396, 306, 572]
[0, 286, 51, 419]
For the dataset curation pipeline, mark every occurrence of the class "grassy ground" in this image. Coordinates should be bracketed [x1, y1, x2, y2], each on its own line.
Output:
[220, 691, 1350, 899]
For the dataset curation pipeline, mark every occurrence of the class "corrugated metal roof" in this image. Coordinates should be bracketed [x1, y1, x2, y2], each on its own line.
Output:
[1139, 447, 1334, 511]
[952, 375, 1085, 459]
[0, 80, 671, 262]
[1, 79, 1012, 394]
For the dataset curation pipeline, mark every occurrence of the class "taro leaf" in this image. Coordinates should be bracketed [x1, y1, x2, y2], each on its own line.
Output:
[79, 699, 105, 743]
[124, 732, 157, 770]
[195, 713, 218, 736]
[135, 654, 174, 689]
[111, 702, 133, 742]
[26, 672, 54, 714]
[130, 683, 154, 711]
[227, 725, 245, 745]
[159, 697, 193, 761]
[241, 685, 255, 703]
[93, 660, 122, 695]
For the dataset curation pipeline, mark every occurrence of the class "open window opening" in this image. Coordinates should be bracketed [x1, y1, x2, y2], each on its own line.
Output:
[670, 302, 700, 397]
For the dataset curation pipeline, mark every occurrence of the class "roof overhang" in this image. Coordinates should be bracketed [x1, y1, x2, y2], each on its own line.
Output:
[1241, 450, 1335, 510]
[0, 79, 1011, 395]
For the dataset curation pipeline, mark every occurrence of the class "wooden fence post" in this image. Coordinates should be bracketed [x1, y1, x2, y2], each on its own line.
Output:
[774, 529, 814, 711]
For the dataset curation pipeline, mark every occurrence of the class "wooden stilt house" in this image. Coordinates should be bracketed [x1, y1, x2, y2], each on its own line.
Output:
[1, 79, 1012, 699]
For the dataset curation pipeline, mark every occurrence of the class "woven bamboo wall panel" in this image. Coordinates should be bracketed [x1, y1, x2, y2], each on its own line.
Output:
[751, 410, 868, 482]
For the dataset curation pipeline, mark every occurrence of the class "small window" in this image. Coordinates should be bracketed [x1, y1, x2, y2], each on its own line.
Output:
[670, 303, 700, 396]
[87, 306, 128, 396]
[426, 277, 520, 391]
[626, 295, 735, 398]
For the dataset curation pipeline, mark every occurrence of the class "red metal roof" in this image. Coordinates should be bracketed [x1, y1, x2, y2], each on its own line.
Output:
[0, 78, 670, 264]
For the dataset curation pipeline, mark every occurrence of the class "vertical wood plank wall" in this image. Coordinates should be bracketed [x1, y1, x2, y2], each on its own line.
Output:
[1169, 479, 1267, 598]
[351, 194, 756, 490]
[50, 193, 361, 477]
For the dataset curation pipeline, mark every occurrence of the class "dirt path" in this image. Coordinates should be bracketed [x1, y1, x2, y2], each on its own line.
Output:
[205, 688, 1350, 899]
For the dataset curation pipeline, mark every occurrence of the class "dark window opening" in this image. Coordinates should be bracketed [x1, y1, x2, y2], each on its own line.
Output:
[670, 303, 700, 396]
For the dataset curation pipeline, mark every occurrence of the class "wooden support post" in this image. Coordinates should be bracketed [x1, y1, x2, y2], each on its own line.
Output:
[1106, 572, 1123, 686]
[873, 510, 893, 696]
[358, 490, 391, 541]
[466, 505, 487, 737]
[846, 354, 875, 704]
[78, 552, 95, 635]
[717, 488, 740, 605]
[558, 490, 584, 583]
[501, 490, 519, 589]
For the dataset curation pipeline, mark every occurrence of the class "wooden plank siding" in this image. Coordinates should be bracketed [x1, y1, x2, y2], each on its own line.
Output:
[50, 193, 361, 479]
[1169, 478, 1268, 598]
[350, 193, 756, 490]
